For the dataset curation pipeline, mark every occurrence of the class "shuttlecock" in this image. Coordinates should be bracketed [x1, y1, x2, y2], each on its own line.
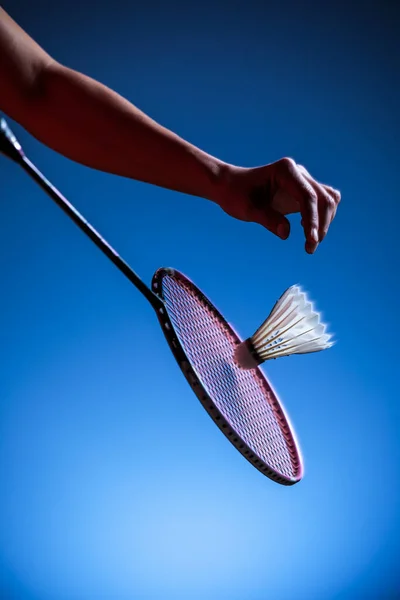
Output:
[234, 285, 334, 370]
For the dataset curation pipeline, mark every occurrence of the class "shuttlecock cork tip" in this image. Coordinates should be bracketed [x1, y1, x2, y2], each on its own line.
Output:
[234, 339, 263, 370]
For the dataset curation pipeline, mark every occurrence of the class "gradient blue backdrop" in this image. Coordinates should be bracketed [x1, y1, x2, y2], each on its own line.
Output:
[0, 1, 399, 598]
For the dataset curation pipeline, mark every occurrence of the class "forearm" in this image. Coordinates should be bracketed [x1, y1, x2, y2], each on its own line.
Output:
[18, 62, 228, 202]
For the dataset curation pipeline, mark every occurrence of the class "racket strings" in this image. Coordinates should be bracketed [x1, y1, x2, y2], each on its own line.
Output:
[161, 273, 297, 479]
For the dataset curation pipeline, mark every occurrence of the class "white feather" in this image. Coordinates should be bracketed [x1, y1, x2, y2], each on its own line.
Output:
[234, 285, 334, 369]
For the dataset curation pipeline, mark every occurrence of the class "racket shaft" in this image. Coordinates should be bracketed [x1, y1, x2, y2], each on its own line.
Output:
[23, 156, 162, 309]
[1, 117, 162, 310]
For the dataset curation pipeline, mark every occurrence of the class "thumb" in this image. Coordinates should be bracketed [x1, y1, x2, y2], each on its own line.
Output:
[248, 204, 291, 240]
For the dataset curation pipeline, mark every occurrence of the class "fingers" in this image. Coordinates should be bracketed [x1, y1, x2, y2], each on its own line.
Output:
[276, 159, 340, 253]
[275, 158, 319, 253]
[299, 165, 341, 242]
[324, 184, 341, 224]
[308, 180, 335, 242]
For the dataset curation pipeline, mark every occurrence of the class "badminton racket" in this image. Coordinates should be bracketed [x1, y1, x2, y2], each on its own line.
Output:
[1, 116, 303, 485]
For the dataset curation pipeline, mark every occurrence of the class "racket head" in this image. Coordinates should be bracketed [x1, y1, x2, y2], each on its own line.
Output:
[152, 268, 303, 485]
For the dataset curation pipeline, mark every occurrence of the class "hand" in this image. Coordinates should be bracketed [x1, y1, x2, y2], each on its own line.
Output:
[217, 157, 341, 254]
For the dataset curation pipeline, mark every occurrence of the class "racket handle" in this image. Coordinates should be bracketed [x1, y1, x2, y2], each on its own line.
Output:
[0, 117, 25, 163]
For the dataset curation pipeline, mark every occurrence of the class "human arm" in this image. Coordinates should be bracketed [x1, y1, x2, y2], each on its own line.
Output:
[0, 7, 340, 253]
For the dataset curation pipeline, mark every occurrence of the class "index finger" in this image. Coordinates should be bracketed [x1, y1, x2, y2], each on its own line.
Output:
[276, 158, 319, 252]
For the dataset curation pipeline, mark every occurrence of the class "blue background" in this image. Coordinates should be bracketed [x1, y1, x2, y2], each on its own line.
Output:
[1, 1, 399, 598]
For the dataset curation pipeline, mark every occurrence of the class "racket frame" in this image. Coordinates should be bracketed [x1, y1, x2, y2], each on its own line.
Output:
[152, 268, 303, 485]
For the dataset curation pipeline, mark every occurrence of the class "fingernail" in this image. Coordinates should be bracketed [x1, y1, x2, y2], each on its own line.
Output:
[277, 223, 289, 240]
[311, 227, 319, 243]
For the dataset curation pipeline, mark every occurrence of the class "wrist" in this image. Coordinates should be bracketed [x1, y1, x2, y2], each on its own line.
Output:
[201, 158, 238, 205]
[206, 161, 247, 211]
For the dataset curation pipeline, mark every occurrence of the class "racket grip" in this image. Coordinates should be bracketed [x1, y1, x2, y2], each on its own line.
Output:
[0, 117, 25, 163]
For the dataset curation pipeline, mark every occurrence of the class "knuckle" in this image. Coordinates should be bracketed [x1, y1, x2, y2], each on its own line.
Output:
[324, 195, 336, 210]
[279, 156, 297, 171]
[298, 164, 309, 176]
[326, 186, 341, 204]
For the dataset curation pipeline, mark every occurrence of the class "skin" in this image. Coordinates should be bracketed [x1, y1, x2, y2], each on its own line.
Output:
[0, 8, 340, 254]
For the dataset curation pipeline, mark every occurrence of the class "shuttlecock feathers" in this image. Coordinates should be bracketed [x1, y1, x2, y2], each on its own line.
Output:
[234, 285, 334, 369]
